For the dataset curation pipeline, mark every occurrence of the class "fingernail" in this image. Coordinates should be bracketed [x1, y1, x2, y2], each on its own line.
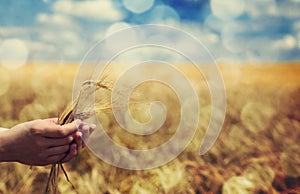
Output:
[90, 124, 96, 129]
[83, 125, 89, 131]
[75, 119, 82, 127]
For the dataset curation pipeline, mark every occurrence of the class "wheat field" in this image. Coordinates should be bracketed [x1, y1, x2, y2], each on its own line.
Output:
[0, 62, 299, 194]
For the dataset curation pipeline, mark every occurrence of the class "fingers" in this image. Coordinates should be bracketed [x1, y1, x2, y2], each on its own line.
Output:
[43, 123, 90, 148]
[79, 122, 96, 140]
[47, 153, 67, 164]
[78, 122, 96, 148]
[61, 144, 77, 163]
[44, 135, 74, 147]
[43, 121, 78, 138]
[41, 120, 96, 164]
[46, 143, 77, 164]
[81, 124, 90, 142]
[46, 145, 70, 156]
[45, 132, 82, 163]
[75, 132, 83, 153]
[90, 124, 96, 133]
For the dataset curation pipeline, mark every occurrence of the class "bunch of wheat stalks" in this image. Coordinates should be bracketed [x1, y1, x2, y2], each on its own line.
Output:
[45, 103, 76, 194]
[45, 80, 112, 194]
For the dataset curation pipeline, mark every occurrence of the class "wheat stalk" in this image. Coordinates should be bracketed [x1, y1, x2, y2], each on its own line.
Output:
[45, 79, 113, 194]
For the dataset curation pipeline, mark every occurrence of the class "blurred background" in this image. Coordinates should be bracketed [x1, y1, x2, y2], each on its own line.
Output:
[0, 0, 300, 67]
[0, 1, 300, 194]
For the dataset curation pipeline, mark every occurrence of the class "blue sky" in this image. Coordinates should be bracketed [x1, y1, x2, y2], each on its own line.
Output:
[0, 0, 300, 66]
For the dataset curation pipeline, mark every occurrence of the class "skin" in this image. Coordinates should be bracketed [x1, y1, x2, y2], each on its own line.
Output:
[0, 118, 95, 166]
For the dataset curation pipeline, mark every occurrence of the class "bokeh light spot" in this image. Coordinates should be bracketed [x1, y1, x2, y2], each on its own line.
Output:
[19, 103, 49, 122]
[221, 25, 248, 53]
[0, 39, 29, 69]
[122, 0, 154, 14]
[210, 0, 245, 20]
[148, 5, 180, 23]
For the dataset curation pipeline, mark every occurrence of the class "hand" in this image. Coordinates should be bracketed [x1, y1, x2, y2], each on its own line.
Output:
[0, 118, 94, 166]
[70, 120, 96, 159]
[48, 119, 96, 163]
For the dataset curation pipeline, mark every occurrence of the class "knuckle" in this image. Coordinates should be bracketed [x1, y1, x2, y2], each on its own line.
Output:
[29, 127, 39, 136]
[67, 136, 74, 143]
[29, 127, 42, 136]
[28, 120, 44, 136]
[57, 129, 66, 137]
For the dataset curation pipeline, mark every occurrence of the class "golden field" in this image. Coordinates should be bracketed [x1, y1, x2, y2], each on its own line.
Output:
[0, 62, 299, 194]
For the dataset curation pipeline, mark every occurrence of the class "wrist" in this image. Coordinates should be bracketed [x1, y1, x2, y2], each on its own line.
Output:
[0, 129, 15, 162]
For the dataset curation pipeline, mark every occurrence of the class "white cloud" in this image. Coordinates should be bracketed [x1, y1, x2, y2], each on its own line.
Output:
[205, 13, 278, 39]
[244, 0, 300, 19]
[204, 14, 225, 32]
[91, 29, 107, 43]
[245, 37, 282, 61]
[43, 30, 85, 59]
[23, 39, 62, 61]
[0, 27, 32, 37]
[36, 13, 79, 29]
[210, 0, 245, 20]
[60, 30, 81, 43]
[219, 21, 251, 53]
[146, 20, 219, 47]
[34, 6, 86, 60]
[131, 21, 222, 61]
[293, 21, 300, 32]
[0, 26, 86, 61]
[0, 27, 58, 61]
[277, 1, 300, 18]
[59, 31, 85, 58]
[273, 35, 297, 50]
[34, 17, 86, 59]
[106, 21, 223, 62]
[24, 39, 56, 52]
[105, 22, 133, 37]
[53, 0, 125, 22]
[244, 0, 277, 18]
[38, 31, 57, 43]
[2, 1, 297, 62]
[203, 13, 293, 60]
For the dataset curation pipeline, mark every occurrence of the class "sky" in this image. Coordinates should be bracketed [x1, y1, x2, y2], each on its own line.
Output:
[0, 0, 300, 67]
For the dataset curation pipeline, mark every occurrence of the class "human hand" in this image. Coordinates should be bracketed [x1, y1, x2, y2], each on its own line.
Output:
[48, 118, 96, 163]
[0, 118, 95, 166]
[69, 119, 96, 159]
